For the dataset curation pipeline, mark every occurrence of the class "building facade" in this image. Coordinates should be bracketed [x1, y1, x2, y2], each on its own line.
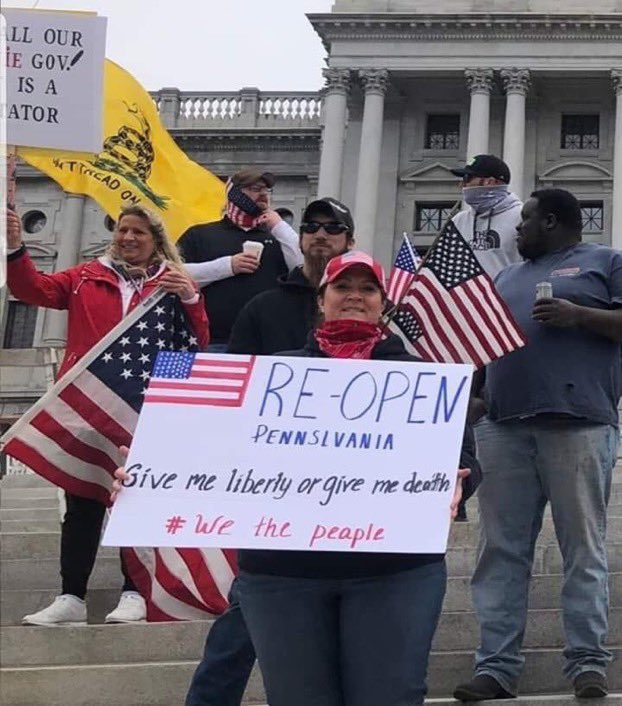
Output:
[2, 0, 621, 430]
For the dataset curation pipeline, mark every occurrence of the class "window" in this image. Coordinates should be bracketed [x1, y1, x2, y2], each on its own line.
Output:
[580, 201, 604, 234]
[104, 215, 116, 232]
[425, 114, 460, 150]
[415, 202, 456, 233]
[22, 210, 47, 234]
[3, 301, 37, 349]
[561, 115, 599, 149]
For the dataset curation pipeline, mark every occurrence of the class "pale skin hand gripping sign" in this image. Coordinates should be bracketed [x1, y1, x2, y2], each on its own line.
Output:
[103, 353, 473, 554]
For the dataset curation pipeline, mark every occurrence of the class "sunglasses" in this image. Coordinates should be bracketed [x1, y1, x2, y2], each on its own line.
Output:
[300, 221, 350, 235]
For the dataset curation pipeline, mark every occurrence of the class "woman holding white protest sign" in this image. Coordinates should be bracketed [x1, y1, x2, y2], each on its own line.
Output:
[233, 251, 472, 706]
[5, 204, 209, 627]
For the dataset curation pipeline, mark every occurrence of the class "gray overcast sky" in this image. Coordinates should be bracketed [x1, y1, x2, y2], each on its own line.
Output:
[7, 0, 334, 91]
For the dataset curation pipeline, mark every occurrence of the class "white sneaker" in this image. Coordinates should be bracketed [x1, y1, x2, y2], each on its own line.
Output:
[22, 595, 87, 626]
[105, 591, 146, 624]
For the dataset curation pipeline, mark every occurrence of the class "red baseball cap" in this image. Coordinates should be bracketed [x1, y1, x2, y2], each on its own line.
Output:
[319, 250, 386, 294]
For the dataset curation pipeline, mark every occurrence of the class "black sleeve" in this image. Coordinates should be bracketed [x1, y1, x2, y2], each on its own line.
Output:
[458, 423, 482, 502]
[178, 228, 198, 263]
[227, 299, 262, 354]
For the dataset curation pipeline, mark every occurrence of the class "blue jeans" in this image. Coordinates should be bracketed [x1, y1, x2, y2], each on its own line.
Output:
[237, 561, 447, 706]
[185, 578, 256, 706]
[472, 418, 618, 693]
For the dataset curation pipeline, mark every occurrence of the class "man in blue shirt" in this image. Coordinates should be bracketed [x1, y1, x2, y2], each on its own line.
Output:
[454, 189, 622, 701]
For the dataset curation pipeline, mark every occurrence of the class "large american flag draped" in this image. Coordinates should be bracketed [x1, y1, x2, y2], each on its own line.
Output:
[0, 289, 236, 621]
[386, 234, 421, 306]
[389, 220, 526, 368]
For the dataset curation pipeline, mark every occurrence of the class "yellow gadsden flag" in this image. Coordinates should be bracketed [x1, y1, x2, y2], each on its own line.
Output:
[18, 60, 226, 241]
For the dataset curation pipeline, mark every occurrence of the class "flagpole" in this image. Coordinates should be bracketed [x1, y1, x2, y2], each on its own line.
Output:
[382, 199, 462, 326]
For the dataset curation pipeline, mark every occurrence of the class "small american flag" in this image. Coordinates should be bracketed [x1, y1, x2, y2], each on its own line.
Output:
[145, 353, 256, 407]
[386, 235, 421, 306]
[0, 290, 236, 621]
[389, 221, 526, 368]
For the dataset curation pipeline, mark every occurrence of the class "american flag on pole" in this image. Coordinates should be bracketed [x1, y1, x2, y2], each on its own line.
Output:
[389, 220, 526, 368]
[386, 234, 421, 306]
[145, 352, 255, 407]
[0, 290, 236, 621]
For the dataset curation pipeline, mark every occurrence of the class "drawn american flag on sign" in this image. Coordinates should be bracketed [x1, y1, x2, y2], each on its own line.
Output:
[389, 220, 526, 368]
[145, 352, 256, 407]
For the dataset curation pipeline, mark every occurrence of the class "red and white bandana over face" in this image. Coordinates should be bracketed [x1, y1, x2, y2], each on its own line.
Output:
[314, 319, 383, 359]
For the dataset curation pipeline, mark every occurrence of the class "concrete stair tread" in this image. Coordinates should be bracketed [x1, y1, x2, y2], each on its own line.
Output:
[2, 608, 620, 665]
[2, 648, 621, 705]
[5, 571, 620, 625]
[3, 544, 621, 589]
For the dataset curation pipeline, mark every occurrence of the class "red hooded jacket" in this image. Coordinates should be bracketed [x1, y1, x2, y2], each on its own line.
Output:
[7, 248, 210, 378]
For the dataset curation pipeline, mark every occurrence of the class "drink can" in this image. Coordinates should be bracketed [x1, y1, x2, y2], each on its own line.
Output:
[535, 281, 553, 300]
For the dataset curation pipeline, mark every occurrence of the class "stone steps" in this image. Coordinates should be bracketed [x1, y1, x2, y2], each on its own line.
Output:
[0, 507, 59, 521]
[1, 471, 619, 706]
[1, 495, 61, 510]
[0, 474, 55, 489]
[2, 608, 621, 667]
[0, 519, 62, 533]
[2, 648, 622, 706]
[4, 542, 621, 591]
[5, 571, 621, 626]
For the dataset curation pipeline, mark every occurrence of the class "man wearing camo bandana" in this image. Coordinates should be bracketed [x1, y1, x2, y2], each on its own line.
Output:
[178, 167, 303, 350]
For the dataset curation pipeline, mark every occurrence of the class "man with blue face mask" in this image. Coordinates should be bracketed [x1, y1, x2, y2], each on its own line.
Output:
[450, 154, 522, 278]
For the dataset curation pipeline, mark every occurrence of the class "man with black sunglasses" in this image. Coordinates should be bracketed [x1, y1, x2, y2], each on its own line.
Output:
[184, 198, 355, 706]
[228, 197, 355, 355]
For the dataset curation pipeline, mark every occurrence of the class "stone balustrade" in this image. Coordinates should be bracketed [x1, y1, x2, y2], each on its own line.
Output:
[152, 87, 322, 129]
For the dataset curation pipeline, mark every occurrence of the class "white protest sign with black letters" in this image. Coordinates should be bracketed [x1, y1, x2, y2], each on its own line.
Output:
[2, 8, 106, 152]
[103, 353, 473, 554]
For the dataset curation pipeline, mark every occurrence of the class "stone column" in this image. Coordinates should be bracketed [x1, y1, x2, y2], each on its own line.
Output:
[465, 69, 494, 160]
[317, 68, 350, 199]
[353, 69, 389, 255]
[611, 70, 622, 250]
[157, 87, 181, 129]
[41, 194, 85, 346]
[501, 68, 530, 199]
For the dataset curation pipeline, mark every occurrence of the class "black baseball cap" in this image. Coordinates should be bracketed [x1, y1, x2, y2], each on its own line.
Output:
[450, 154, 511, 184]
[302, 197, 354, 233]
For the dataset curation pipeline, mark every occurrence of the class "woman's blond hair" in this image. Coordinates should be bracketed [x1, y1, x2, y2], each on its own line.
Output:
[107, 205, 183, 271]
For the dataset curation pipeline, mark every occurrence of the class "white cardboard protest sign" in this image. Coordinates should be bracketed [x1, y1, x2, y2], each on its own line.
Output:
[3, 8, 107, 152]
[103, 353, 472, 554]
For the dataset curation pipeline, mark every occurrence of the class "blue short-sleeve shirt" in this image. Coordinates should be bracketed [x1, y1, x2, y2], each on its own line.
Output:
[485, 242, 622, 427]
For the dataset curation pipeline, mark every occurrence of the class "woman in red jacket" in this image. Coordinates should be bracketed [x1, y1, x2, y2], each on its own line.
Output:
[6, 204, 209, 626]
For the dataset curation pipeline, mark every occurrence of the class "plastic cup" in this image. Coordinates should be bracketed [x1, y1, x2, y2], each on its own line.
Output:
[243, 241, 264, 262]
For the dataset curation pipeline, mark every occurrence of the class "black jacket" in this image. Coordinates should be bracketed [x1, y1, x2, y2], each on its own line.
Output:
[228, 266, 316, 355]
[178, 217, 288, 343]
[239, 332, 480, 580]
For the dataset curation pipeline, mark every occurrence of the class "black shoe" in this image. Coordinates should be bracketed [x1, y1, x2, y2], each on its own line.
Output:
[453, 674, 515, 701]
[454, 503, 468, 522]
[574, 671, 608, 698]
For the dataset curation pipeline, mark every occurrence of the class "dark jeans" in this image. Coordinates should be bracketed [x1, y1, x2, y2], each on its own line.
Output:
[185, 578, 256, 706]
[238, 561, 447, 706]
[61, 492, 135, 599]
